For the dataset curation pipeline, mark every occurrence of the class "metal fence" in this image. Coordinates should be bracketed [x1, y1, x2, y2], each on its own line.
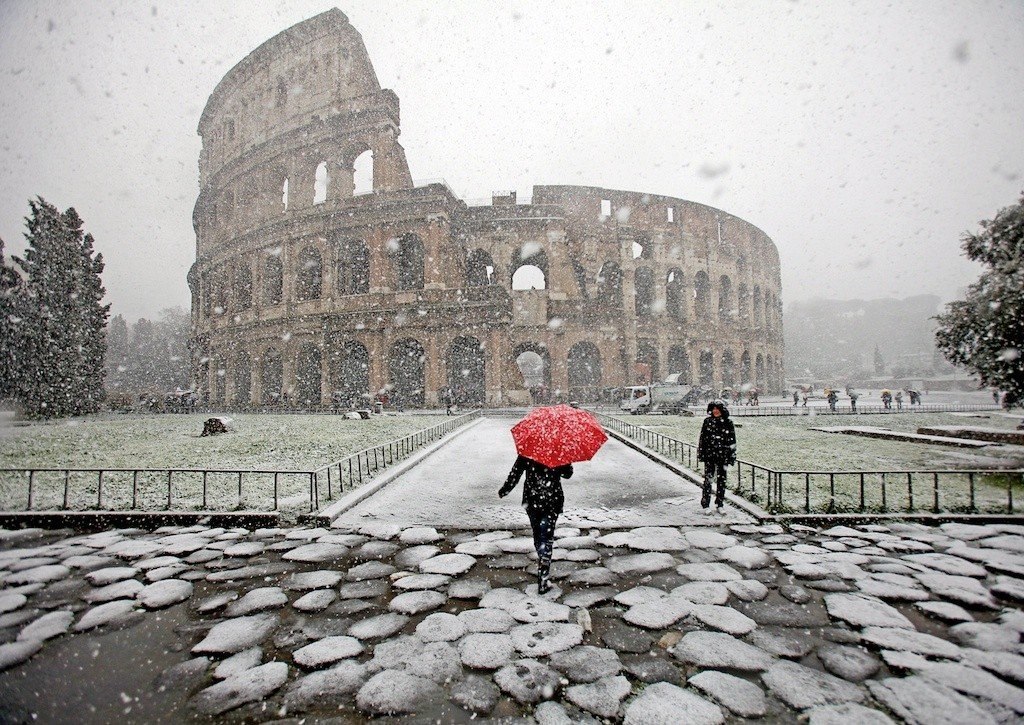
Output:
[598, 412, 1023, 515]
[0, 410, 480, 514]
[590, 403, 999, 417]
[309, 410, 481, 509]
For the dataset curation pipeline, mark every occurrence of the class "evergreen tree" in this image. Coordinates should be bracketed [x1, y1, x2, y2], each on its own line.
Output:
[0, 238, 23, 399]
[105, 314, 129, 391]
[12, 198, 109, 418]
[936, 192, 1024, 404]
[873, 345, 885, 375]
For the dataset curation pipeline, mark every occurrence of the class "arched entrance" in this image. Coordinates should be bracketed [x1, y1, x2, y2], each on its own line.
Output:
[295, 343, 322, 407]
[567, 342, 602, 402]
[390, 338, 426, 408]
[447, 336, 486, 405]
[329, 340, 370, 408]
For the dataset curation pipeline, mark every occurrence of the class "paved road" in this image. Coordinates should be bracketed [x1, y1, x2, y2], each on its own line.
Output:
[336, 418, 752, 528]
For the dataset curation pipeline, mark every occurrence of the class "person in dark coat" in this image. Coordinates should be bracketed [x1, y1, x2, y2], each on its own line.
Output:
[499, 455, 573, 594]
[697, 400, 737, 515]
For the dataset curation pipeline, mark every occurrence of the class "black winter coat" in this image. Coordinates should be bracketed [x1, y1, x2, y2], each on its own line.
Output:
[697, 413, 737, 465]
[499, 455, 574, 516]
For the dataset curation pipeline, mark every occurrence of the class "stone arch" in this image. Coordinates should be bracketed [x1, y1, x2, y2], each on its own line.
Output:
[233, 350, 252, 407]
[755, 354, 765, 388]
[261, 349, 283, 404]
[235, 260, 252, 310]
[263, 252, 283, 306]
[336, 237, 369, 296]
[668, 345, 691, 383]
[313, 161, 328, 204]
[296, 246, 323, 301]
[447, 336, 486, 405]
[392, 233, 424, 291]
[389, 338, 426, 408]
[596, 262, 622, 308]
[722, 350, 736, 388]
[718, 275, 733, 321]
[295, 342, 322, 407]
[514, 342, 551, 403]
[511, 247, 548, 291]
[666, 268, 685, 321]
[328, 339, 370, 408]
[694, 271, 711, 318]
[567, 341, 602, 402]
[637, 341, 659, 383]
[699, 350, 715, 386]
[352, 148, 373, 196]
[466, 249, 495, 287]
[635, 267, 655, 318]
[737, 283, 749, 322]
[282, 177, 289, 212]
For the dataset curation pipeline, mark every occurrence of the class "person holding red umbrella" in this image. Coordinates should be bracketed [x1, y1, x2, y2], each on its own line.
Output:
[500, 404, 608, 594]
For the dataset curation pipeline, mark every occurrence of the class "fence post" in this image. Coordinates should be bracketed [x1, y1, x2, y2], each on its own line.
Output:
[167, 471, 172, 510]
[132, 471, 139, 510]
[97, 470, 104, 509]
[906, 472, 913, 512]
[273, 472, 279, 510]
[969, 472, 976, 512]
[828, 473, 836, 514]
[238, 472, 243, 505]
[63, 470, 70, 509]
[310, 472, 316, 512]
[27, 470, 34, 511]
[326, 466, 332, 500]
[881, 472, 887, 512]
[805, 472, 811, 513]
[932, 472, 939, 513]
[202, 471, 208, 509]
[1009, 475, 1014, 514]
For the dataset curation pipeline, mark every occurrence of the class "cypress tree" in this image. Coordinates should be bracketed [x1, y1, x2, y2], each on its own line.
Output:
[0, 238, 23, 399]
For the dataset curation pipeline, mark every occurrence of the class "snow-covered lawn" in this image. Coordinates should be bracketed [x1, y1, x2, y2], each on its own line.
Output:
[614, 411, 1024, 513]
[0, 413, 452, 513]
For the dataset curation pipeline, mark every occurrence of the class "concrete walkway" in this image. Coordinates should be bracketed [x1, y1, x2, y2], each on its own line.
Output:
[335, 418, 752, 529]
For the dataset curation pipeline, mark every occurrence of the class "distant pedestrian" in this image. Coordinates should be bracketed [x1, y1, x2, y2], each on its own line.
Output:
[442, 387, 455, 416]
[793, 390, 799, 406]
[849, 391, 859, 413]
[827, 389, 838, 412]
[881, 390, 892, 410]
[802, 392, 809, 407]
[499, 456, 574, 594]
[895, 391, 904, 411]
[697, 400, 737, 516]
[994, 390, 1000, 405]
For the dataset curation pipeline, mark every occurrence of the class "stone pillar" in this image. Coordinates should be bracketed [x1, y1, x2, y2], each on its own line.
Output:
[487, 329, 505, 407]
[424, 335, 444, 408]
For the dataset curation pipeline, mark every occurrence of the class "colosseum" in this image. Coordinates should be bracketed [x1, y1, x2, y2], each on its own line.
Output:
[189, 9, 784, 409]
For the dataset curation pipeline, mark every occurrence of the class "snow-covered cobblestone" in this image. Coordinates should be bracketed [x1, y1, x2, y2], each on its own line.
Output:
[0, 517, 1022, 721]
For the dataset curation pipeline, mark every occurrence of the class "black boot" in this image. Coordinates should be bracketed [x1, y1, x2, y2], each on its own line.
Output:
[537, 562, 551, 594]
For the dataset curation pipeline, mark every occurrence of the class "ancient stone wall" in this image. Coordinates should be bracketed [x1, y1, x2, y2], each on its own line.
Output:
[189, 10, 784, 409]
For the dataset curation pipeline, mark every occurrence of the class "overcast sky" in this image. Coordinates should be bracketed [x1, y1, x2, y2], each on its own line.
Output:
[1, 0, 1021, 322]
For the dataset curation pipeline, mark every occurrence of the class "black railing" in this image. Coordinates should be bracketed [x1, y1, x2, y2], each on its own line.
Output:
[598, 412, 1023, 515]
[309, 410, 481, 509]
[0, 411, 481, 515]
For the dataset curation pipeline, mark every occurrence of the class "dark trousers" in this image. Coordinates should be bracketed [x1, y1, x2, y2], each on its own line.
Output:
[527, 509, 558, 572]
[702, 461, 728, 508]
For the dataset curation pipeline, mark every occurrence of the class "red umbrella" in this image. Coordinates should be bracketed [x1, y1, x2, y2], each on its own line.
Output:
[511, 404, 608, 469]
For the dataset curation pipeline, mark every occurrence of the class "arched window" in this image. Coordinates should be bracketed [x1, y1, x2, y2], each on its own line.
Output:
[213, 265, 229, 315]
[313, 161, 328, 204]
[295, 343, 322, 407]
[719, 275, 733, 321]
[296, 246, 323, 301]
[448, 336, 486, 405]
[753, 286, 763, 327]
[512, 265, 545, 290]
[722, 350, 736, 388]
[235, 261, 252, 310]
[261, 350, 283, 405]
[389, 338, 426, 407]
[596, 262, 622, 308]
[336, 238, 369, 296]
[353, 149, 373, 196]
[668, 345, 690, 383]
[328, 340, 370, 407]
[263, 253, 283, 306]
[741, 350, 752, 387]
[466, 249, 495, 287]
[666, 268, 685, 321]
[567, 342, 602, 402]
[699, 350, 715, 385]
[392, 233, 424, 291]
[737, 283, 749, 322]
[514, 344, 551, 403]
[637, 341, 658, 382]
[634, 268, 654, 318]
[234, 351, 252, 407]
[694, 271, 711, 318]
[281, 178, 289, 212]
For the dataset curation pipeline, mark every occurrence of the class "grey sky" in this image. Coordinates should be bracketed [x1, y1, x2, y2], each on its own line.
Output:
[1, 0, 1021, 322]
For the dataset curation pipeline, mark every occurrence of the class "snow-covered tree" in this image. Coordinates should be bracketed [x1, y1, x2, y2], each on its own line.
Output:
[11, 198, 109, 418]
[0, 238, 24, 399]
[935, 192, 1024, 404]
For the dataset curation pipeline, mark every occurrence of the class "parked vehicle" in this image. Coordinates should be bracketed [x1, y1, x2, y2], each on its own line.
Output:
[620, 383, 700, 415]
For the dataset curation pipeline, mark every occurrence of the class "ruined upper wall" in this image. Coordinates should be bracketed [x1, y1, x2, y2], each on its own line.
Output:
[197, 9, 385, 184]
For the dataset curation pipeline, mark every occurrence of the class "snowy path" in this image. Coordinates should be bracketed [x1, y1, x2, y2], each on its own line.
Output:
[335, 417, 753, 528]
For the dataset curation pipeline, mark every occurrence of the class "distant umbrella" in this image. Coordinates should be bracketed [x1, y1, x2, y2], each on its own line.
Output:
[511, 404, 608, 469]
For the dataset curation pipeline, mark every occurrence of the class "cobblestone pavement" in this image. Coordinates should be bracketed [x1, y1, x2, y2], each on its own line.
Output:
[0, 520, 1023, 723]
